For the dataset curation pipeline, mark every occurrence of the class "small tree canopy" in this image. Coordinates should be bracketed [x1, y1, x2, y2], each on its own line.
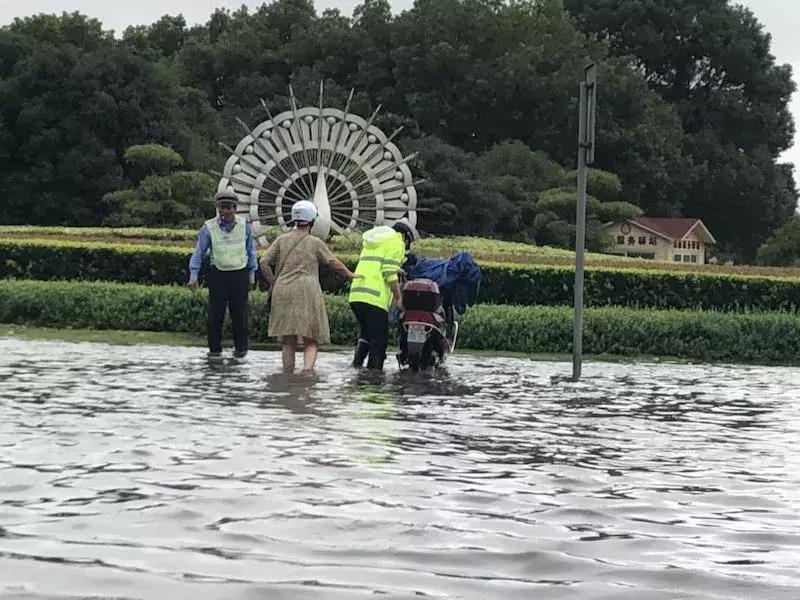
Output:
[124, 144, 183, 182]
[536, 188, 600, 219]
[561, 168, 624, 203]
[755, 217, 800, 266]
[595, 201, 644, 223]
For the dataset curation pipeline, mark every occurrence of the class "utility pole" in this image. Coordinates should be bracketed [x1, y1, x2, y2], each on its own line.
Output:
[572, 63, 597, 381]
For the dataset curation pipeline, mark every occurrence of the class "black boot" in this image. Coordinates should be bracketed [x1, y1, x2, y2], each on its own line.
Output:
[353, 339, 370, 368]
[366, 350, 386, 371]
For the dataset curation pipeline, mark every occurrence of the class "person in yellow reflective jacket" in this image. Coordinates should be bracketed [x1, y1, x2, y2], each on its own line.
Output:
[349, 220, 419, 370]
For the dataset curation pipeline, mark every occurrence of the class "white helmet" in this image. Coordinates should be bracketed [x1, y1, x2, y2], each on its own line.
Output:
[291, 200, 317, 223]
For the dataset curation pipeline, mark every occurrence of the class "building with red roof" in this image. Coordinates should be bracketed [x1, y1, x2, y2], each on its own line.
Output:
[602, 218, 717, 263]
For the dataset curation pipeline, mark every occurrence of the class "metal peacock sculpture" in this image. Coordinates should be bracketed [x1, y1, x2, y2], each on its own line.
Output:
[216, 82, 419, 244]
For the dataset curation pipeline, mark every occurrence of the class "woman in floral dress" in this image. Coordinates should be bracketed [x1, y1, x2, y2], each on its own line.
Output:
[260, 201, 361, 373]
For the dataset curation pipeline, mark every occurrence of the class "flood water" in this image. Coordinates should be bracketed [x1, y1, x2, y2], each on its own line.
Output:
[0, 337, 799, 599]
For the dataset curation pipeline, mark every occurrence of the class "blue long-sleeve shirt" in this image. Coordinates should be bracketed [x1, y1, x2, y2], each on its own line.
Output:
[188, 218, 258, 281]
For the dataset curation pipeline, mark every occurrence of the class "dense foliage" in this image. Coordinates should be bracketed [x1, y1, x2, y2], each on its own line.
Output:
[0, 0, 796, 261]
[2, 279, 799, 364]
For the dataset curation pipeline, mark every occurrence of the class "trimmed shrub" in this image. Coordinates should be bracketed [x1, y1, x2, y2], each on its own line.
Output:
[0, 239, 192, 285]
[2, 279, 800, 364]
[4, 239, 800, 312]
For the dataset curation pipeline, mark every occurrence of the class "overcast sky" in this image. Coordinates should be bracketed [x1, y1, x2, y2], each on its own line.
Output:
[1, 0, 798, 171]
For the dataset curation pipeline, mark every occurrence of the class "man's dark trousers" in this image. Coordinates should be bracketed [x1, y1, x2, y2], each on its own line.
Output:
[350, 301, 389, 370]
[207, 267, 249, 353]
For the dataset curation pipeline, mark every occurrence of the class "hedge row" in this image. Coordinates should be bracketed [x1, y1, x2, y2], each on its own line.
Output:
[5, 239, 800, 313]
[2, 279, 800, 364]
[1, 239, 191, 286]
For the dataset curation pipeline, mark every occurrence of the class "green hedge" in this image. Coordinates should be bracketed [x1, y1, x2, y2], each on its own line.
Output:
[1, 239, 191, 285]
[3, 238, 800, 312]
[2, 279, 800, 364]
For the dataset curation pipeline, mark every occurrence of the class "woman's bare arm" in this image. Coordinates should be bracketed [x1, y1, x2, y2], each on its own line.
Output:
[328, 256, 361, 280]
[259, 254, 275, 285]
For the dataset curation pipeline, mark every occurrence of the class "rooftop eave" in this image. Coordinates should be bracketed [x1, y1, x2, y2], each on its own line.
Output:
[686, 220, 717, 245]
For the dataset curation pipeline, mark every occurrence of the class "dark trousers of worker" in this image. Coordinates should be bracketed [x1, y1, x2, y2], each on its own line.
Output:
[350, 301, 389, 370]
[207, 267, 249, 353]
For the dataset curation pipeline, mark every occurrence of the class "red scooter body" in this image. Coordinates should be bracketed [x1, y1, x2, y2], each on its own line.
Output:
[397, 279, 457, 371]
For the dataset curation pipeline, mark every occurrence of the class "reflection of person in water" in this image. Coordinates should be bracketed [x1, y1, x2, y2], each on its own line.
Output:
[348, 380, 399, 465]
[262, 371, 322, 415]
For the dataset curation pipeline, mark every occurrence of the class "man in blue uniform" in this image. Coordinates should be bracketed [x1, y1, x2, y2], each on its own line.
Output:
[188, 190, 258, 358]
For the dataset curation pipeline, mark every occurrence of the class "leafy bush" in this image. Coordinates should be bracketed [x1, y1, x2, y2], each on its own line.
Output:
[2, 279, 800, 364]
[103, 170, 216, 228]
[6, 239, 800, 312]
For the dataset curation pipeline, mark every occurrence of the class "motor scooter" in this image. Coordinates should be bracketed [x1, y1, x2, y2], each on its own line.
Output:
[396, 279, 458, 372]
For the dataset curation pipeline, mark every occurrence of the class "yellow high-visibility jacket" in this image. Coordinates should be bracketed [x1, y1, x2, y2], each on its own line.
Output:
[348, 226, 406, 311]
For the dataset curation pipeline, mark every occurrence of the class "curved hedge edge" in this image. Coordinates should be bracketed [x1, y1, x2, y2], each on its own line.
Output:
[1, 237, 191, 254]
[0, 226, 198, 240]
[5, 237, 799, 283]
[2, 279, 800, 365]
[5, 239, 800, 314]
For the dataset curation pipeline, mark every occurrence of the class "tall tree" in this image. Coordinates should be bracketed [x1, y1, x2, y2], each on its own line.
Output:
[388, 0, 688, 218]
[0, 14, 212, 225]
[565, 0, 798, 259]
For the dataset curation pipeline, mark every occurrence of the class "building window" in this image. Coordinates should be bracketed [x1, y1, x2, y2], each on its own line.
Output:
[674, 254, 682, 262]
[691, 255, 698, 263]
[617, 235, 625, 245]
[683, 255, 691, 263]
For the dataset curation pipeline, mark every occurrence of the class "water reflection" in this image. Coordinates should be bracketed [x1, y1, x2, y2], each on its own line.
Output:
[0, 337, 799, 600]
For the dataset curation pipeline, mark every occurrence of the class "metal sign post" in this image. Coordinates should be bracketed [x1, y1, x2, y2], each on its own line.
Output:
[572, 64, 597, 381]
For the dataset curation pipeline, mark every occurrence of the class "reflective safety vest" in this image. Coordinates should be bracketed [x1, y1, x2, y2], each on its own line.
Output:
[348, 226, 406, 311]
[206, 216, 248, 271]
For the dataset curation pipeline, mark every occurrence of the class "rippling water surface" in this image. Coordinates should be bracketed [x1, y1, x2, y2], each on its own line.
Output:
[1, 337, 799, 599]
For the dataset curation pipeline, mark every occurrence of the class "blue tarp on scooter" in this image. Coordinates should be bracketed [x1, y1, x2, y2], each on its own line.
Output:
[405, 251, 482, 314]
